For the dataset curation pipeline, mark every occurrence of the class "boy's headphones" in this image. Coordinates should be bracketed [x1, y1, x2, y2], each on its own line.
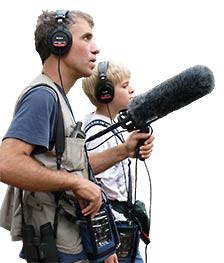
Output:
[48, 10, 73, 56]
[95, 61, 114, 103]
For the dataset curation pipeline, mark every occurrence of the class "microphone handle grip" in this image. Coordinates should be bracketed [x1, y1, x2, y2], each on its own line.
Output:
[134, 126, 151, 161]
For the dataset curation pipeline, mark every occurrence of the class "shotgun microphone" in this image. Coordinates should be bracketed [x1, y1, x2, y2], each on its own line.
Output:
[86, 65, 215, 143]
[127, 64, 214, 129]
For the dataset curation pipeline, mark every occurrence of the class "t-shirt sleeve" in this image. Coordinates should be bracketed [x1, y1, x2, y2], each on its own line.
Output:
[3, 87, 58, 152]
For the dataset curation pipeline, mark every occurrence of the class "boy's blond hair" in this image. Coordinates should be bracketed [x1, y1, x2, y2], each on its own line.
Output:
[82, 61, 131, 107]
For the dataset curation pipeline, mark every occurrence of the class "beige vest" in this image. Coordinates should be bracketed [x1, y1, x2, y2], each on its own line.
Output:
[0, 74, 89, 255]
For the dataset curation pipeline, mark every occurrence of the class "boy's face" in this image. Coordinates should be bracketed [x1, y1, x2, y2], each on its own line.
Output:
[111, 78, 134, 113]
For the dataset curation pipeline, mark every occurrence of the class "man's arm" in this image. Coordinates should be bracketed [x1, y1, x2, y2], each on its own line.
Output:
[0, 138, 102, 217]
[89, 130, 154, 174]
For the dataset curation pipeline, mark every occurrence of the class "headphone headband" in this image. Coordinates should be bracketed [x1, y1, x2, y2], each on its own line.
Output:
[98, 61, 109, 80]
[48, 10, 73, 56]
[55, 10, 69, 20]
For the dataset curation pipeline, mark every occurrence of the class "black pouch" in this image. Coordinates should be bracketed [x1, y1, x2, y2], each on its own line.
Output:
[22, 222, 59, 263]
[130, 200, 151, 245]
[22, 224, 40, 262]
[115, 220, 140, 263]
[110, 199, 150, 245]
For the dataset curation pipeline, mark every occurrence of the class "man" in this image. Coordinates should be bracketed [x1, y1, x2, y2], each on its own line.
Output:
[0, 10, 152, 263]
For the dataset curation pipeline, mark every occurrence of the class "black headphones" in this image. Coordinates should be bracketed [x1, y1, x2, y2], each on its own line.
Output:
[95, 61, 114, 103]
[48, 10, 73, 56]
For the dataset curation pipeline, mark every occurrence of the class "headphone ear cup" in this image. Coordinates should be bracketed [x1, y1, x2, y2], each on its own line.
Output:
[48, 28, 72, 56]
[96, 79, 114, 104]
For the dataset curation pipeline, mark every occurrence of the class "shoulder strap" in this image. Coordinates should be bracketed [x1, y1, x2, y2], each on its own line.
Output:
[18, 84, 65, 169]
[84, 119, 124, 143]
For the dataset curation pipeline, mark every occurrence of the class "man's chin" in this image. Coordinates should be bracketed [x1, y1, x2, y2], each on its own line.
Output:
[84, 70, 94, 78]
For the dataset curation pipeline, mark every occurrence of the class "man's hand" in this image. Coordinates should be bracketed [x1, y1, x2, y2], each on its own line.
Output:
[72, 176, 102, 218]
[104, 253, 118, 263]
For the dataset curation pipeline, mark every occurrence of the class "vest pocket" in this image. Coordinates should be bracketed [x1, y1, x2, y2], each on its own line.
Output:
[63, 137, 86, 172]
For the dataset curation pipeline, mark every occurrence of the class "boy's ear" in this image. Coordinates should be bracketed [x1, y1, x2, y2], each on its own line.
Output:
[95, 61, 114, 104]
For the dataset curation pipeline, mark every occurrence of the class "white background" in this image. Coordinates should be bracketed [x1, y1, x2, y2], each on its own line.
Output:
[0, 0, 224, 262]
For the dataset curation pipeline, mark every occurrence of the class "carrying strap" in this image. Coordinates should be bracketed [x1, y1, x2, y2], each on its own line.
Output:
[84, 119, 124, 144]
[58, 205, 86, 225]
[55, 101, 65, 169]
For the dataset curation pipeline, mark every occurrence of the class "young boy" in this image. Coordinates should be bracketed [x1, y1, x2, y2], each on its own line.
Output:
[82, 61, 154, 262]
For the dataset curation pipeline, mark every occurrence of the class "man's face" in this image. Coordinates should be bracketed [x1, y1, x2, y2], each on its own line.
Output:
[63, 18, 100, 79]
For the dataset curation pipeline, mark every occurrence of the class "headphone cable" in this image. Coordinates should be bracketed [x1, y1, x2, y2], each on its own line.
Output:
[106, 104, 130, 197]
[57, 51, 64, 90]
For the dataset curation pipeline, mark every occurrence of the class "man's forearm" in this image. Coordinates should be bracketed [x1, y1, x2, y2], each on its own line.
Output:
[0, 139, 77, 192]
